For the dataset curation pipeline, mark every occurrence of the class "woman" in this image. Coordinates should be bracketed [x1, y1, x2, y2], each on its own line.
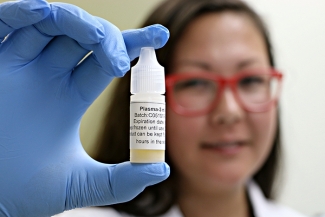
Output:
[58, 0, 305, 216]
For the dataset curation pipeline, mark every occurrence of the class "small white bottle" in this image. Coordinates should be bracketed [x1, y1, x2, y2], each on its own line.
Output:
[130, 47, 165, 163]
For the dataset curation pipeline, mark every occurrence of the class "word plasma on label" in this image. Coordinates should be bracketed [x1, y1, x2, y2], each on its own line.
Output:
[139, 106, 165, 112]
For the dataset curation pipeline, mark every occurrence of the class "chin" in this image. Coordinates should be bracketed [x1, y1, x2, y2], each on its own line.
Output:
[202, 166, 252, 190]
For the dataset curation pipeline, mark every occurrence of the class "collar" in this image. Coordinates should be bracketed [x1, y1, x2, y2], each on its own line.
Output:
[247, 181, 307, 217]
[161, 181, 306, 217]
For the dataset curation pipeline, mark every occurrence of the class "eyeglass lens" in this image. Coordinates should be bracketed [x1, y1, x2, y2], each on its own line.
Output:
[172, 74, 279, 112]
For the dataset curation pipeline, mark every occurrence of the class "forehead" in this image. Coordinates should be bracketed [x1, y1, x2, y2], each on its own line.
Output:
[171, 11, 269, 74]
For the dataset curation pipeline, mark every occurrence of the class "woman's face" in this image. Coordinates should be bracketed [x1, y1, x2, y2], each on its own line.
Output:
[166, 12, 277, 193]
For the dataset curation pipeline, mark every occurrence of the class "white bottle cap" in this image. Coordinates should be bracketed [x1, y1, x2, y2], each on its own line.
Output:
[131, 47, 165, 94]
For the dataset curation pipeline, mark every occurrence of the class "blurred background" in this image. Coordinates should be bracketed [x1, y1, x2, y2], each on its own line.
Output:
[2, 0, 325, 215]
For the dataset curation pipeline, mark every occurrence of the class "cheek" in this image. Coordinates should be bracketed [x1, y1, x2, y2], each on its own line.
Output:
[248, 108, 278, 172]
[166, 106, 204, 171]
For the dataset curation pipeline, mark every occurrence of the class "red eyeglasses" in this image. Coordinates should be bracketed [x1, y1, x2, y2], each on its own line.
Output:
[165, 68, 283, 116]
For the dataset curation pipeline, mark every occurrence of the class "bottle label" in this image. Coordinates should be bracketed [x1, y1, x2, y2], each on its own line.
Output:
[130, 102, 165, 150]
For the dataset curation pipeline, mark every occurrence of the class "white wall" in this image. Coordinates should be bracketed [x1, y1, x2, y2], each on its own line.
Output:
[244, 0, 325, 215]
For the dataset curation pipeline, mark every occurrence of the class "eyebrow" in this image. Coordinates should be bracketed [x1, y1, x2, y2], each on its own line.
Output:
[176, 58, 260, 72]
[176, 60, 213, 71]
[237, 58, 260, 70]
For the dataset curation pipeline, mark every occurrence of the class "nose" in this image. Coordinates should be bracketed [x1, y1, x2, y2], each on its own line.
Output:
[209, 87, 244, 126]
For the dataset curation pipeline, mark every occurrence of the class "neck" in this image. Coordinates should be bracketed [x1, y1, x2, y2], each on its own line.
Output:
[177, 180, 251, 217]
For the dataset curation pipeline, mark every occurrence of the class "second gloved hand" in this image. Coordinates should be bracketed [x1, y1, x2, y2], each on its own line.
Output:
[0, 1, 170, 216]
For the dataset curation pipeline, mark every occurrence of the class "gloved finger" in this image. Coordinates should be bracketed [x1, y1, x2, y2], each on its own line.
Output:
[73, 24, 169, 103]
[63, 161, 169, 210]
[78, 17, 130, 78]
[1, 25, 53, 66]
[1, 2, 108, 67]
[122, 24, 170, 61]
[110, 162, 170, 203]
[0, 0, 50, 40]
[34, 3, 105, 44]
[36, 36, 89, 75]
[34, 3, 130, 77]
[71, 53, 115, 105]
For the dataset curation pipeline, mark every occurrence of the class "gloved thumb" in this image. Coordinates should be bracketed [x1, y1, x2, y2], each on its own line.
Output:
[109, 162, 170, 203]
[63, 159, 170, 212]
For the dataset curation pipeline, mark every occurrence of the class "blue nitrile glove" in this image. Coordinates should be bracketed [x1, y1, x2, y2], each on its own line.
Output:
[0, 1, 170, 216]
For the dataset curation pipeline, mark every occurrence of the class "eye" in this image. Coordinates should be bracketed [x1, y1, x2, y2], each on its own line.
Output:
[239, 75, 265, 87]
[172, 78, 217, 110]
[175, 78, 212, 91]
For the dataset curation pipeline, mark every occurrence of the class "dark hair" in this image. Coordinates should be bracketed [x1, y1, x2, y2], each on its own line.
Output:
[93, 0, 281, 216]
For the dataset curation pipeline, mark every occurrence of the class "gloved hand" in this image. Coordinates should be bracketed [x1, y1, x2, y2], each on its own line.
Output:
[0, 1, 170, 216]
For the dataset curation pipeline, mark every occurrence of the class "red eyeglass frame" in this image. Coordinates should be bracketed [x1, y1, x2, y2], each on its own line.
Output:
[165, 68, 283, 116]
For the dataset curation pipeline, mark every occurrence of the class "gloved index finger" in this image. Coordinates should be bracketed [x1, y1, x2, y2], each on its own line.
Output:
[33, 3, 104, 45]
[122, 24, 169, 61]
[0, 0, 50, 39]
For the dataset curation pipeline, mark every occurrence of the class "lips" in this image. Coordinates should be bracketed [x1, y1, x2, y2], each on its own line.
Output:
[201, 141, 246, 155]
